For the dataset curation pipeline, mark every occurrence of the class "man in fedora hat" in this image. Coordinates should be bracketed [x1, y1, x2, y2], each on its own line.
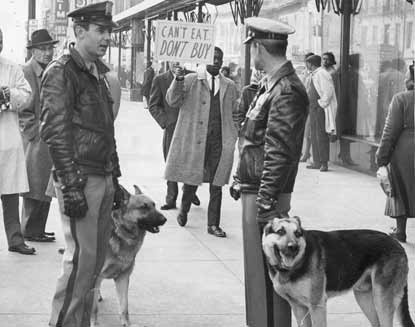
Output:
[231, 17, 308, 326]
[39, 2, 122, 326]
[19, 29, 58, 244]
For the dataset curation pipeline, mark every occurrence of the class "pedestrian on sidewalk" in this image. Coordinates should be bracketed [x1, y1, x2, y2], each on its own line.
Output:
[305, 54, 337, 172]
[376, 62, 414, 243]
[165, 47, 239, 238]
[299, 52, 315, 163]
[142, 60, 155, 109]
[40, 2, 123, 326]
[232, 17, 308, 327]
[0, 28, 35, 255]
[148, 62, 200, 210]
[19, 29, 58, 243]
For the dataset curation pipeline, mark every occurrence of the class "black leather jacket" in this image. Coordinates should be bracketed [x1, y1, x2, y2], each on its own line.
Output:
[40, 47, 120, 186]
[238, 61, 308, 203]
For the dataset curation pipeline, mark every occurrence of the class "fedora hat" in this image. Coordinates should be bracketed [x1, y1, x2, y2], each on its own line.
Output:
[27, 29, 59, 49]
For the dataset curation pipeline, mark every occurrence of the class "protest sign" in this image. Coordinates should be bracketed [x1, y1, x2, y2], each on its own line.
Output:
[154, 20, 215, 64]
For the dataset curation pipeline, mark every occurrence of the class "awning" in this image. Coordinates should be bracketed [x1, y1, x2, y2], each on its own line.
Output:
[114, 0, 199, 24]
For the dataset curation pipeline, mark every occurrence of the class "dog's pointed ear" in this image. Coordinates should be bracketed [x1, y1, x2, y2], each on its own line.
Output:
[133, 184, 143, 195]
[291, 216, 302, 228]
[262, 221, 274, 237]
[119, 184, 131, 202]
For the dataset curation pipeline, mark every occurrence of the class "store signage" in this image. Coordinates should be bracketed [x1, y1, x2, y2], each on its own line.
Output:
[154, 20, 215, 64]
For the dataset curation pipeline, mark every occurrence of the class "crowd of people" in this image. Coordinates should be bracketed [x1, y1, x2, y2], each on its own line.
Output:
[0, 1, 413, 326]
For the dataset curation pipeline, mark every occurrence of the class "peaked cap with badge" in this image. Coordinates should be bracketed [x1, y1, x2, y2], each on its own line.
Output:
[67, 1, 118, 28]
[243, 17, 295, 44]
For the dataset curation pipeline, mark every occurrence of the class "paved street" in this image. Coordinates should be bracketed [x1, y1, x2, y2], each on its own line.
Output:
[0, 99, 413, 327]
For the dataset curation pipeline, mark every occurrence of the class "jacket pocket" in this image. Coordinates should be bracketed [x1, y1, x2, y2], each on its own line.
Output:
[238, 144, 264, 185]
[73, 126, 108, 165]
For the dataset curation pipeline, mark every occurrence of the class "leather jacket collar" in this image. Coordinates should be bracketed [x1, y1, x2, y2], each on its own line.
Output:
[266, 61, 296, 92]
[69, 45, 109, 76]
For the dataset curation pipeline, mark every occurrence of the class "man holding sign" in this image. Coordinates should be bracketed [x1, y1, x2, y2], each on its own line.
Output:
[165, 47, 238, 237]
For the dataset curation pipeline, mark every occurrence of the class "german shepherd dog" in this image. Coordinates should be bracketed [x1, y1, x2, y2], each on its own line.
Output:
[262, 217, 414, 327]
[91, 185, 167, 327]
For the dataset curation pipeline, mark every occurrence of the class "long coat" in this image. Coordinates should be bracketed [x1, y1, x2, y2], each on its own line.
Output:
[0, 56, 31, 195]
[376, 90, 414, 218]
[19, 58, 53, 201]
[165, 68, 238, 186]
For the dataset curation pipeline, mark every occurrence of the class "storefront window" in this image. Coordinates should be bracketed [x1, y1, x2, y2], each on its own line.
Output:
[350, 1, 415, 141]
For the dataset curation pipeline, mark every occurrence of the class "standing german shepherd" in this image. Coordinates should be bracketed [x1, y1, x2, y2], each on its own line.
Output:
[262, 217, 414, 327]
[91, 185, 167, 327]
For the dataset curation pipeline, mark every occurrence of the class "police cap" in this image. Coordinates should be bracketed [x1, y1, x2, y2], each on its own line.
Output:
[68, 1, 118, 29]
[243, 17, 295, 44]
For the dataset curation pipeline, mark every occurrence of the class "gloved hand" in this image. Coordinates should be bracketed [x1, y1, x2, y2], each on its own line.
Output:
[256, 196, 279, 220]
[229, 180, 241, 201]
[61, 187, 88, 219]
[112, 177, 124, 210]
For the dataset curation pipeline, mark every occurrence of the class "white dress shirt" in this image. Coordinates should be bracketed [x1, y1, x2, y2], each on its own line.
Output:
[206, 72, 220, 95]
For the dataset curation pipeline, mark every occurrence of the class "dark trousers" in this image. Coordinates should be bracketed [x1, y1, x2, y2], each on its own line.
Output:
[241, 193, 291, 327]
[21, 198, 51, 237]
[310, 107, 329, 165]
[181, 183, 222, 226]
[163, 124, 179, 204]
[1, 194, 24, 247]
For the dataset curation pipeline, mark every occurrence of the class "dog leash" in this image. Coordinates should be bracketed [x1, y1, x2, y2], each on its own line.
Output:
[300, 310, 311, 327]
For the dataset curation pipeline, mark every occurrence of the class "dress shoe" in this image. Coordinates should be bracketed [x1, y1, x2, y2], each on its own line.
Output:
[25, 234, 55, 242]
[177, 212, 188, 227]
[306, 163, 320, 169]
[207, 226, 227, 238]
[9, 243, 36, 255]
[161, 202, 177, 210]
[191, 195, 200, 206]
[44, 231, 55, 236]
[320, 164, 328, 172]
[389, 228, 406, 243]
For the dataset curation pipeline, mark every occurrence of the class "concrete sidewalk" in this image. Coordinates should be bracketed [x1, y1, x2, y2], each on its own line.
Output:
[0, 99, 413, 327]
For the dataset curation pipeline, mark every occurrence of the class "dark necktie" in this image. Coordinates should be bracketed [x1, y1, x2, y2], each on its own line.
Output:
[211, 75, 215, 95]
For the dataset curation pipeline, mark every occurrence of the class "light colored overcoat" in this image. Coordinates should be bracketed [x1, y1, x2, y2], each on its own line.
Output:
[0, 56, 31, 195]
[165, 68, 238, 186]
[19, 58, 53, 201]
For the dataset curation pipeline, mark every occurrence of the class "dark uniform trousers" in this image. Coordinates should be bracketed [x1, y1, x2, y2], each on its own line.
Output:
[181, 90, 222, 227]
[49, 175, 114, 327]
[163, 123, 179, 204]
[22, 198, 51, 237]
[309, 78, 329, 165]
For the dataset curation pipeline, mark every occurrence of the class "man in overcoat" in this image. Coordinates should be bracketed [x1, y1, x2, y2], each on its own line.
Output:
[142, 61, 155, 108]
[0, 28, 35, 255]
[165, 47, 239, 237]
[19, 29, 58, 243]
[232, 17, 308, 326]
[148, 62, 200, 210]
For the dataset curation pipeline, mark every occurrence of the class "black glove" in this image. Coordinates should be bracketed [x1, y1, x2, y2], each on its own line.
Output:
[256, 196, 279, 220]
[61, 187, 88, 219]
[112, 177, 124, 210]
[229, 180, 241, 201]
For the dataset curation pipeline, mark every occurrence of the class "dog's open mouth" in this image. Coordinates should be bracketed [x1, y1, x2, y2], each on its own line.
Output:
[147, 226, 160, 233]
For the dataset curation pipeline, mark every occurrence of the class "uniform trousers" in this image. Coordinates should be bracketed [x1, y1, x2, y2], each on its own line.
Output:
[21, 198, 51, 237]
[1, 193, 25, 247]
[49, 175, 114, 327]
[241, 192, 292, 327]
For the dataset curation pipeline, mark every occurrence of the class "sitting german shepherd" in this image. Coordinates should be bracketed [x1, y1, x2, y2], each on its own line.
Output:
[262, 217, 414, 327]
[91, 185, 167, 327]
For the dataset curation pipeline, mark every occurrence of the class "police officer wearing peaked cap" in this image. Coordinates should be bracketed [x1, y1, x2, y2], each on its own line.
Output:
[231, 16, 308, 327]
[40, 1, 123, 326]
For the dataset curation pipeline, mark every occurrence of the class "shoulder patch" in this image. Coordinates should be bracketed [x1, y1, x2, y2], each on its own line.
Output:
[279, 76, 293, 94]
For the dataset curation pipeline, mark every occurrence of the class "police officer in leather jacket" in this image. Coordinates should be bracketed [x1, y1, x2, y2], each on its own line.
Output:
[232, 17, 308, 327]
[40, 2, 123, 326]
